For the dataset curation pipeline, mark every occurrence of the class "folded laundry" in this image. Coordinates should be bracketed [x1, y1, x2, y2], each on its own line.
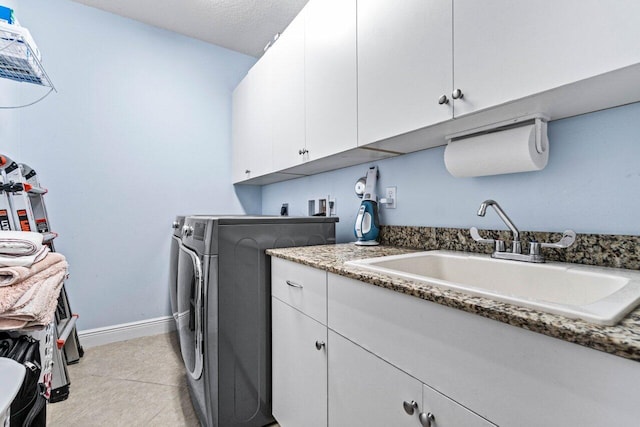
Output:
[0, 266, 66, 330]
[0, 249, 60, 287]
[0, 245, 49, 268]
[0, 231, 43, 256]
[0, 253, 66, 313]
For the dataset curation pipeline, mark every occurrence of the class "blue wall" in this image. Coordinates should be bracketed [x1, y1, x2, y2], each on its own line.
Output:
[2, 0, 639, 330]
[1, 0, 258, 330]
[262, 102, 640, 243]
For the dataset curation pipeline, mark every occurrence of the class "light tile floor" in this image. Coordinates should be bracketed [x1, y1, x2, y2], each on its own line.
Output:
[47, 332, 200, 426]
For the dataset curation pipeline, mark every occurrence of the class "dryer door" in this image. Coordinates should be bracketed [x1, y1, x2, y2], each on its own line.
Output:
[176, 242, 204, 380]
[169, 235, 181, 325]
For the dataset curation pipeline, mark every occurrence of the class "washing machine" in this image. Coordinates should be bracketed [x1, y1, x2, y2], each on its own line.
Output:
[176, 215, 337, 427]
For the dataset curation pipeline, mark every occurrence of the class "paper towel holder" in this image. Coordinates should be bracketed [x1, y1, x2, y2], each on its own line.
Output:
[445, 113, 550, 154]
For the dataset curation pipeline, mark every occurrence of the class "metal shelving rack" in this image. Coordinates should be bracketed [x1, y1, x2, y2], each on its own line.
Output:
[21, 162, 83, 403]
[0, 20, 55, 88]
[1, 155, 82, 404]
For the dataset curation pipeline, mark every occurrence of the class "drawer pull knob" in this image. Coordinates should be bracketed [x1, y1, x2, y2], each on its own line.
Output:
[452, 88, 464, 99]
[419, 412, 435, 427]
[315, 340, 325, 350]
[286, 280, 303, 289]
[438, 94, 449, 105]
[402, 400, 418, 415]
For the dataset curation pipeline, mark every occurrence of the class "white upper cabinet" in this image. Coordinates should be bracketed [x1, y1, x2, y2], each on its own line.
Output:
[305, 0, 357, 159]
[357, 0, 453, 146]
[271, 9, 306, 172]
[453, 0, 640, 116]
[232, 57, 273, 183]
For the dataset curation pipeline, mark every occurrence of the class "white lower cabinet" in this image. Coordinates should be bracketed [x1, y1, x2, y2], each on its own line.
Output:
[271, 258, 328, 427]
[421, 383, 495, 427]
[328, 330, 494, 427]
[328, 330, 421, 427]
[273, 259, 640, 426]
[272, 297, 327, 427]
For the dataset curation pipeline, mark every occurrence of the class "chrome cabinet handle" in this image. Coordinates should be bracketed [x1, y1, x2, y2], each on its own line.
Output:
[452, 88, 464, 99]
[419, 412, 435, 427]
[245, 169, 250, 174]
[315, 340, 325, 350]
[438, 94, 449, 105]
[286, 280, 303, 289]
[298, 148, 309, 155]
[402, 400, 419, 416]
[171, 221, 180, 229]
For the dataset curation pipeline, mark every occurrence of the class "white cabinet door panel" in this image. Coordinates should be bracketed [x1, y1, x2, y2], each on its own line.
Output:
[232, 58, 273, 183]
[328, 330, 422, 427]
[271, 10, 306, 171]
[305, 0, 357, 160]
[357, 0, 453, 146]
[422, 384, 496, 427]
[272, 297, 327, 427]
[453, 0, 640, 116]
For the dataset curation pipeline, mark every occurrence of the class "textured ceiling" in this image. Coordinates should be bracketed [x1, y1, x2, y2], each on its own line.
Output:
[71, 0, 310, 57]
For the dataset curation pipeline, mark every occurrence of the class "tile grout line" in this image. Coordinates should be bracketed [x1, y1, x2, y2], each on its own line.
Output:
[72, 373, 189, 389]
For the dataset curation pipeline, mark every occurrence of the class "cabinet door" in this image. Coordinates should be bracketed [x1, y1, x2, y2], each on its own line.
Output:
[453, 0, 640, 117]
[305, 0, 357, 160]
[422, 384, 496, 427]
[272, 297, 327, 427]
[328, 330, 422, 427]
[357, 0, 453, 146]
[271, 9, 306, 172]
[232, 57, 273, 183]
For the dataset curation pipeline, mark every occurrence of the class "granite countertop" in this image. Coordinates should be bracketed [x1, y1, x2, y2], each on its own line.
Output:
[266, 243, 640, 362]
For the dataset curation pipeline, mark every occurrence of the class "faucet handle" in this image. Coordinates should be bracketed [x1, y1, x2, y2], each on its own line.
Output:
[470, 227, 492, 244]
[470, 227, 505, 252]
[540, 230, 577, 249]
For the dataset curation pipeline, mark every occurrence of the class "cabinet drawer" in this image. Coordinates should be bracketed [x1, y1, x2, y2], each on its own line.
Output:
[272, 258, 327, 324]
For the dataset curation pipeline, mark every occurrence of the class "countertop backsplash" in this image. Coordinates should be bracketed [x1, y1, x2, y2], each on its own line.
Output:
[379, 225, 640, 270]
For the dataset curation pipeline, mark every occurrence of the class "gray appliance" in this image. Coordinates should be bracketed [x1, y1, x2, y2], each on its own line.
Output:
[176, 215, 337, 427]
[170, 215, 186, 327]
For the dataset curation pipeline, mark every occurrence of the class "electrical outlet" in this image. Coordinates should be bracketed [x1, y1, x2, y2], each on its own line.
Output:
[384, 187, 397, 209]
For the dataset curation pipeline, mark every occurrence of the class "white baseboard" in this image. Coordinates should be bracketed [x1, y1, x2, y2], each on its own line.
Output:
[78, 315, 177, 348]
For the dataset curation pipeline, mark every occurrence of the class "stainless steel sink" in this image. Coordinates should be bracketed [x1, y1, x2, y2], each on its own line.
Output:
[346, 250, 640, 325]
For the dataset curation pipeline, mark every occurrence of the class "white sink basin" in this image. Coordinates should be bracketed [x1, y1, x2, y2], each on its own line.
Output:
[346, 250, 640, 325]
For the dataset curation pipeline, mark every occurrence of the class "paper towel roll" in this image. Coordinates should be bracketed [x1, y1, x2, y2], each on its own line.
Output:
[444, 123, 548, 178]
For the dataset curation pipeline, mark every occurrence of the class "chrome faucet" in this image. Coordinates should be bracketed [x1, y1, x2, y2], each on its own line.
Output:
[470, 199, 577, 263]
[477, 200, 521, 254]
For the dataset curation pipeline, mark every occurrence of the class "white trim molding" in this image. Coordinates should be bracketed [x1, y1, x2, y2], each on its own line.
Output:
[78, 315, 177, 348]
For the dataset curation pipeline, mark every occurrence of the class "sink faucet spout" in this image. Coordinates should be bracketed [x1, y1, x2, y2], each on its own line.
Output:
[477, 200, 520, 250]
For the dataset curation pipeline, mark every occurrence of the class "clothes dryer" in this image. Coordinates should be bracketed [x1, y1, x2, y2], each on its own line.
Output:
[176, 215, 337, 427]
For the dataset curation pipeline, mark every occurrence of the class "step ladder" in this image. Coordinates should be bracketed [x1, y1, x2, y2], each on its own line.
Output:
[0, 154, 83, 403]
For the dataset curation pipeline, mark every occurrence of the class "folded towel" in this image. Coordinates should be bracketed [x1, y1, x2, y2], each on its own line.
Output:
[0, 268, 66, 330]
[0, 231, 43, 256]
[0, 267, 66, 328]
[0, 249, 60, 287]
[0, 253, 66, 313]
[0, 245, 49, 268]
